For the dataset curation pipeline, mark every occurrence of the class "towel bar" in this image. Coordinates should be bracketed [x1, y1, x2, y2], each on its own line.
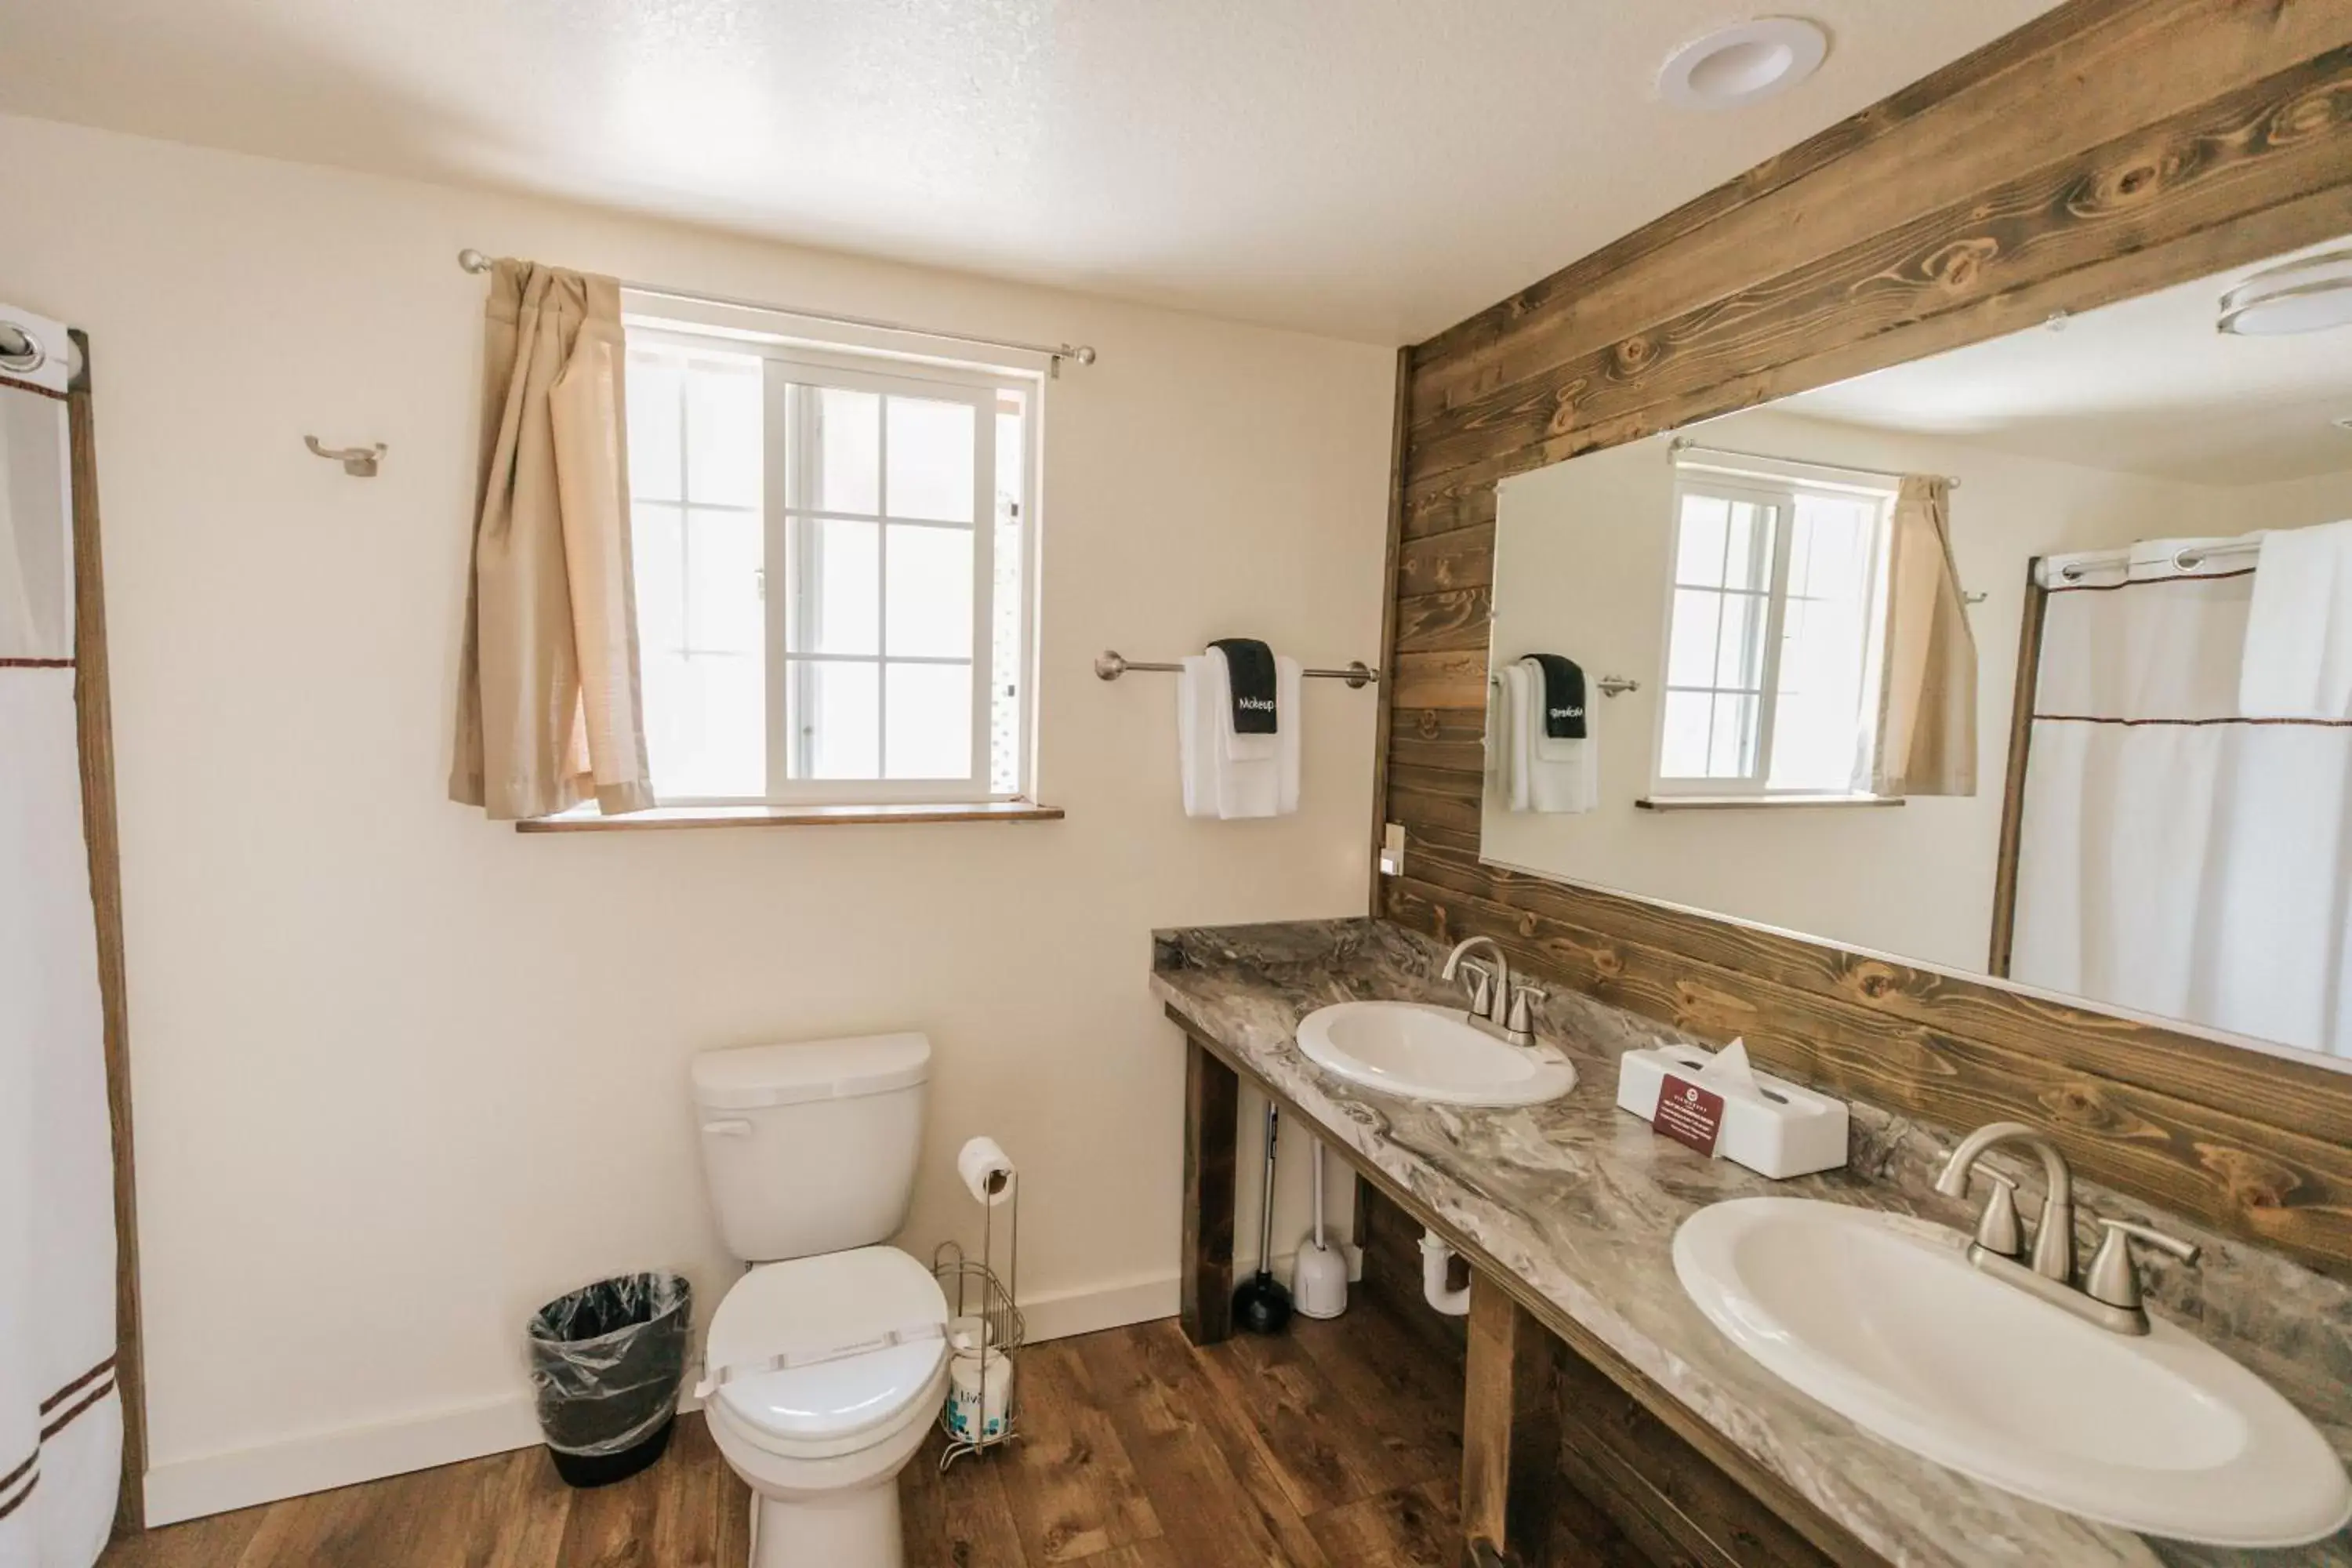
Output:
[1095, 650, 1377, 689]
[1489, 671, 1640, 698]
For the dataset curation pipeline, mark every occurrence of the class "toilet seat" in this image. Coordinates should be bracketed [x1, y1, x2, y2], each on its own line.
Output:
[706, 1247, 949, 1461]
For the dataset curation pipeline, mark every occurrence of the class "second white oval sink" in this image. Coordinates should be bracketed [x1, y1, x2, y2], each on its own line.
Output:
[1674, 1197, 2351, 1548]
[1296, 1000, 1575, 1106]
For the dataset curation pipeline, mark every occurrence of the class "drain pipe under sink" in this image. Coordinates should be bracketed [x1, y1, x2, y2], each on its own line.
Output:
[1417, 1229, 1471, 1316]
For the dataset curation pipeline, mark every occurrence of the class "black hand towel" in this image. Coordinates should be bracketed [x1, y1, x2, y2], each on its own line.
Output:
[1210, 637, 1279, 734]
[1527, 655, 1588, 739]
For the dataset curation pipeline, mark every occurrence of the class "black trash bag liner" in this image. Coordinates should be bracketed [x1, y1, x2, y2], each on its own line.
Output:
[526, 1272, 691, 1486]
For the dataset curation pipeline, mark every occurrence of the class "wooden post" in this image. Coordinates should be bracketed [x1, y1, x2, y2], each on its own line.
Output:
[1178, 1036, 1238, 1346]
[1461, 1272, 1559, 1566]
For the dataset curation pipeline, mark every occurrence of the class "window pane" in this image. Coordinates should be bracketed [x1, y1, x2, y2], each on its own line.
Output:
[1724, 499, 1775, 591]
[1659, 691, 1714, 778]
[627, 354, 683, 502]
[1665, 589, 1722, 688]
[686, 510, 763, 655]
[810, 386, 880, 515]
[685, 359, 762, 507]
[1709, 693, 1757, 778]
[1675, 495, 1730, 586]
[885, 662, 972, 780]
[1715, 591, 1762, 689]
[1769, 493, 1882, 790]
[991, 401, 1027, 795]
[643, 651, 764, 799]
[996, 395, 1026, 518]
[885, 525, 973, 658]
[632, 503, 684, 659]
[797, 659, 879, 779]
[791, 517, 878, 655]
[885, 396, 976, 522]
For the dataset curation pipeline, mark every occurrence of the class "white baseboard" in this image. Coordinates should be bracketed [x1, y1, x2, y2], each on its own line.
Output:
[1015, 1270, 1179, 1343]
[144, 1393, 546, 1526]
[143, 1272, 1185, 1526]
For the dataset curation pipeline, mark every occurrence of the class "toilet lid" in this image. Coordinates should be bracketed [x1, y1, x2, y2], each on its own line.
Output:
[706, 1247, 949, 1445]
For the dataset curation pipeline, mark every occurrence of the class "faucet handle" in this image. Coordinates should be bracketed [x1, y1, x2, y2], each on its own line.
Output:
[1457, 960, 1495, 1017]
[1969, 1171, 2024, 1260]
[2085, 1218, 2201, 1315]
[1504, 984, 1547, 1039]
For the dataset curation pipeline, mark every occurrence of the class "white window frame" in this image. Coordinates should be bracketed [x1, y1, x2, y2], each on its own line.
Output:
[626, 325, 1041, 808]
[1650, 470, 1891, 798]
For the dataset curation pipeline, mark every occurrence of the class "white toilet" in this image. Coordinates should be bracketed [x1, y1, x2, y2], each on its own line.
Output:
[691, 1033, 946, 1568]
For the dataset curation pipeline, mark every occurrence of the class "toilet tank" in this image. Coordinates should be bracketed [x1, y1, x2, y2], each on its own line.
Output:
[691, 1033, 930, 1263]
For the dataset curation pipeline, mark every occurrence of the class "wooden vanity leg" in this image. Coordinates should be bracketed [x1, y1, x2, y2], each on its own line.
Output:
[1178, 1036, 1239, 1346]
[1461, 1272, 1561, 1566]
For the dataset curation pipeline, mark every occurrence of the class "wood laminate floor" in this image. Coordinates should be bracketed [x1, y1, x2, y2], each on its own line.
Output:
[100, 1287, 1642, 1567]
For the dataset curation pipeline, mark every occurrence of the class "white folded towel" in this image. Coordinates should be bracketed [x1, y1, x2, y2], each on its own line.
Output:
[2241, 520, 2352, 718]
[1494, 658, 1596, 813]
[1178, 650, 1301, 819]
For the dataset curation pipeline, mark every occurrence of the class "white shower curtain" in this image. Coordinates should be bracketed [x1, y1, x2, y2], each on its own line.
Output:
[2012, 540, 2352, 1057]
[0, 355, 119, 1564]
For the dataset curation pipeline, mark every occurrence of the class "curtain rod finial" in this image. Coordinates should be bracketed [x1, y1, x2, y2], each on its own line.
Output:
[458, 249, 493, 274]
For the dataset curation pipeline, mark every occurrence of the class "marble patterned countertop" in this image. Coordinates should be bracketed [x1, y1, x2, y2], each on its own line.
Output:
[1149, 918, 2352, 1568]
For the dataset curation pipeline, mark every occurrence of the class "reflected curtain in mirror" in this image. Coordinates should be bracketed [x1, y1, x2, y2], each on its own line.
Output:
[449, 259, 654, 820]
[2013, 552, 2352, 1058]
[1871, 476, 1976, 797]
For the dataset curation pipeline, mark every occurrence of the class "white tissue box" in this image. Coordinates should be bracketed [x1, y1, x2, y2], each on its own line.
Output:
[1614, 1038, 1847, 1180]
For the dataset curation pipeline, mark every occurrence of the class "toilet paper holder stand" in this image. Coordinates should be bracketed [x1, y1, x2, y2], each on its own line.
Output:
[934, 1144, 1023, 1471]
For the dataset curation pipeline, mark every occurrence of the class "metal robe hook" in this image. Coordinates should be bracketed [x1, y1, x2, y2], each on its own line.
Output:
[306, 437, 387, 477]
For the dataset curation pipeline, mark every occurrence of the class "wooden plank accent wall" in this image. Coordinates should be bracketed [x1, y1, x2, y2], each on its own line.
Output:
[1378, 0, 2352, 1280]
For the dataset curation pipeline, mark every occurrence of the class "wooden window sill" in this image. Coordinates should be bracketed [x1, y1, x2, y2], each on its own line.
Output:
[516, 800, 1065, 833]
[1634, 793, 1900, 811]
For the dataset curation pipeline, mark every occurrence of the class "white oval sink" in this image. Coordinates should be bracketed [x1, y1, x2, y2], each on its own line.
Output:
[1296, 1000, 1575, 1107]
[1674, 1197, 2351, 1547]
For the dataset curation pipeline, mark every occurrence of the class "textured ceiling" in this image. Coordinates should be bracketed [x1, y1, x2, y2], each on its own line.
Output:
[1784, 236, 2352, 488]
[0, 0, 2060, 343]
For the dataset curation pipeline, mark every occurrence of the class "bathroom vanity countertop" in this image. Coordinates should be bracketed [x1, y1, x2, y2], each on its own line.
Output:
[1149, 919, 2352, 1568]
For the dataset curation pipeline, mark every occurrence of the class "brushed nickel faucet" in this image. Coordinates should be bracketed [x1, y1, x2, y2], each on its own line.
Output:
[1439, 936, 1544, 1047]
[1936, 1120, 2199, 1335]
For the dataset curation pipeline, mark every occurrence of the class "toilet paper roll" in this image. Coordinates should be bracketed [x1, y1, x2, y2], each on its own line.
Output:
[957, 1136, 1016, 1207]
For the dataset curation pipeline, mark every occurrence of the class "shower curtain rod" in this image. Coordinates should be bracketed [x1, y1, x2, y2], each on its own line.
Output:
[2042, 534, 2263, 584]
[455, 249, 1098, 376]
[1668, 437, 1960, 490]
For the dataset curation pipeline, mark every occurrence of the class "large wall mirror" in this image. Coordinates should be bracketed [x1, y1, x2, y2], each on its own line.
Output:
[1483, 235, 2352, 1069]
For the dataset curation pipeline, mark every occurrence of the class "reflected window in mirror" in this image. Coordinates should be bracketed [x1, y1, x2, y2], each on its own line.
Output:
[1658, 473, 1891, 797]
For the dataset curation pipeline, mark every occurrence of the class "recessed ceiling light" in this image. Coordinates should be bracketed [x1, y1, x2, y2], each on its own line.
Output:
[2218, 248, 2352, 336]
[1660, 19, 1828, 111]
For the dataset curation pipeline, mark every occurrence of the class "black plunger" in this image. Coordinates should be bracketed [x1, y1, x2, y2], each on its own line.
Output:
[1233, 1102, 1294, 1334]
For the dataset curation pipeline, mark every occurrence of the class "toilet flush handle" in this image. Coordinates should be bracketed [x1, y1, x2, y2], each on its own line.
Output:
[701, 1118, 754, 1138]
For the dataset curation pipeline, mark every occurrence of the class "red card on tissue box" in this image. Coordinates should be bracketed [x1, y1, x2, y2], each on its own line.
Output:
[1653, 1074, 1725, 1155]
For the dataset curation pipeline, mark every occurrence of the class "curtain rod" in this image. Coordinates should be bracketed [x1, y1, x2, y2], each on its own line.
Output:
[456, 249, 1098, 376]
[1669, 437, 1959, 490]
[2041, 535, 2263, 584]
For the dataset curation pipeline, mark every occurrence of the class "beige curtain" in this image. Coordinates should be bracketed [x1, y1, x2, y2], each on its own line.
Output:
[1871, 475, 1976, 797]
[448, 260, 653, 819]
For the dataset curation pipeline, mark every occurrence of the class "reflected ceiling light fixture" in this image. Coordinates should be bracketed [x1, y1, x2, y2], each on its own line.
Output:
[2217, 248, 2352, 336]
[1660, 18, 1828, 111]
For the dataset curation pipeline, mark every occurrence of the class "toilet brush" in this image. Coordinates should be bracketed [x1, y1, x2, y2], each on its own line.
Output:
[1291, 1137, 1348, 1319]
[1232, 1102, 1293, 1334]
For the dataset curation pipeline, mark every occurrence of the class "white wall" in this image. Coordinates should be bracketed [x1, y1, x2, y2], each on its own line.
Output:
[0, 114, 1394, 1517]
[1485, 409, 2201, 971]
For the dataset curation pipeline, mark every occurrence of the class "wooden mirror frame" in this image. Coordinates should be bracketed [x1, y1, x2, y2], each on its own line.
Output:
[1374, 0, 2352, 1278]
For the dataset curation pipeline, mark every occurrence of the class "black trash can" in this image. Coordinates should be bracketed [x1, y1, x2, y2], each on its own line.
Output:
[526, 1272, 692, 1487]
